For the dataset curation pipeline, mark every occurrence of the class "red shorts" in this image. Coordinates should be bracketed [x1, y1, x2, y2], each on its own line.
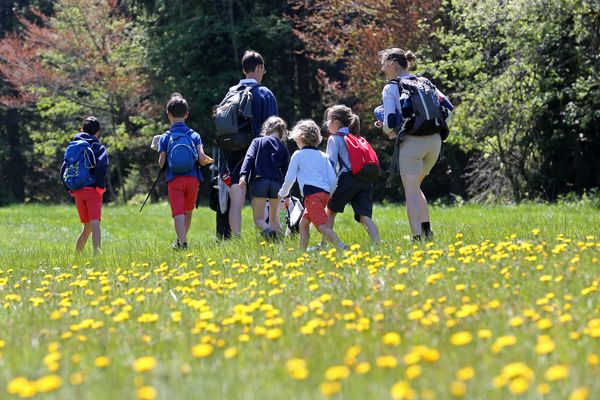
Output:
[303, 192, 330, 227]
[73, 187, 103, 223]
[168, 176, 200, 217]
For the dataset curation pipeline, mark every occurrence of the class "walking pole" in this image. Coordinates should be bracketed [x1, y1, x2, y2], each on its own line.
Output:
[139, 165, 166, 212]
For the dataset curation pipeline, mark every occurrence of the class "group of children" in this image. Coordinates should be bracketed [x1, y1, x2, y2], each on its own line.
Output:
[63, 94, 380, 253]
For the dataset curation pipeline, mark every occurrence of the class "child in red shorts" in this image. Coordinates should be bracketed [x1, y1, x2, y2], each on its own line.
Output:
[278, 120, 347, 251]
[61, 116, 109, 254]
[158, 93, 212, 250]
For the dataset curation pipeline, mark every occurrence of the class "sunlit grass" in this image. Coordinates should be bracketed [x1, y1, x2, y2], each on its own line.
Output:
[0, 201, 598, 399]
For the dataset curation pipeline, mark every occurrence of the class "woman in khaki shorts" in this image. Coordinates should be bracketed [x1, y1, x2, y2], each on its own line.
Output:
[377, 47, 453, 241]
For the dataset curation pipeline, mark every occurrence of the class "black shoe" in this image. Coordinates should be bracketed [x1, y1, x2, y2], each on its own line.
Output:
[171, 239, 188, 251]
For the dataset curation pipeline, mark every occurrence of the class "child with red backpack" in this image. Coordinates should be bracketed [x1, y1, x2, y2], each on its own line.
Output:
[158, 93, 212, 250]
[61, 116, 109, 254]
[324, 105, 380, 244]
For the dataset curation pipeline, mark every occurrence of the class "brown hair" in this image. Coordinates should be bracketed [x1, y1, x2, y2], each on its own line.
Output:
[242, 50, 265, 74]
[379, 48, 417, 70]
[166, 93, 188, 118]
[289, 119, 322, 147]
[260, 116, 288, 141]
[326, 105, 361, 134]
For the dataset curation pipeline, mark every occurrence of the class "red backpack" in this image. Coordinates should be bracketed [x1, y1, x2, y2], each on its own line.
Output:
[334, 132, 381, 182]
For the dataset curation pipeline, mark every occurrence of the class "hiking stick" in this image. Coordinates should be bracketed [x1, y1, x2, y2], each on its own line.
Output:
[139, 165, 166, 213]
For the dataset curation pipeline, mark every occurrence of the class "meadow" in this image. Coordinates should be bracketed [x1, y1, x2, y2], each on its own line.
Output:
[0, 201, 598, 399]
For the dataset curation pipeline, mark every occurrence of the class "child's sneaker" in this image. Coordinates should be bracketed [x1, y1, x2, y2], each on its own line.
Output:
[171, 239, 188, 251]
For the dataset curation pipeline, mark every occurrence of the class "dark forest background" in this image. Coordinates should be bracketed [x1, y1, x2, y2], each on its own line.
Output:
[1, 0, 598, 205]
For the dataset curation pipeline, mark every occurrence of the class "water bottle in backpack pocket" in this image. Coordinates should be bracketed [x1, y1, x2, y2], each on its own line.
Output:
[167, 129, 198, 174]
[62, 140, 96, 190]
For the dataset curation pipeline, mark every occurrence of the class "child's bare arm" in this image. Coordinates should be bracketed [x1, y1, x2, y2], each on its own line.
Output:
[159, 151, 166, 168]
[196, 145, 214, 166]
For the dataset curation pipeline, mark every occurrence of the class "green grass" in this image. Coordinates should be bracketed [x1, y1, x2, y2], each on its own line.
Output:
[0, 201, 599, 399]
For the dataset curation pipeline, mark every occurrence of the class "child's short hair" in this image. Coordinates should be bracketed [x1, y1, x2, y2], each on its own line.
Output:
[82, 116, 100, 135]
[289, 119, 322, 147]
[242, 50, 264, 74]
[166, 93, 188, 118]
[261, 116, 288, 141]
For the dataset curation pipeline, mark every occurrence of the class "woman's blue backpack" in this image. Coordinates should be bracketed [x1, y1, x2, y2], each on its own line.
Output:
[167, 129, 198, 174]
[62, 140, 96, 190]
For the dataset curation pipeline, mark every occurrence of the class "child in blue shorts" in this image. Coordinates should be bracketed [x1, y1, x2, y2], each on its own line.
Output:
[239, 117, 290, 238]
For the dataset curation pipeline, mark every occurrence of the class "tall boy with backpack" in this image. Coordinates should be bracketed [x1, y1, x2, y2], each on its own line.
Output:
[61, 116, 109, 254]
[159, 93, 212, 250]
[213, 50, 278, 239]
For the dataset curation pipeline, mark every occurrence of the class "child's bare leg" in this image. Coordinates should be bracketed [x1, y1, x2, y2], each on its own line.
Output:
[320, 210, 337, 246]
[174, 214, 187, 243]
[299, 218, 311, 250]
[90, 220, 101, 253]
[251, 198, 269, 231]
[316, 224, 347, 249]
[267, 198, 281, 233]
[359, 215, 380, 244]
[76, 223, 92, 253]
[184, 211, 193, 234]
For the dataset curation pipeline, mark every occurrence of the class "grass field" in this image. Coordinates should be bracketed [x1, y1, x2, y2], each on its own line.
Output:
[0, 201, 599, 399]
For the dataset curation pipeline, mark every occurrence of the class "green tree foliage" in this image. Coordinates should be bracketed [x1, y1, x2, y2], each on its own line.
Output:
[0, 0, 158, 202]
[425, 0, 600, 201]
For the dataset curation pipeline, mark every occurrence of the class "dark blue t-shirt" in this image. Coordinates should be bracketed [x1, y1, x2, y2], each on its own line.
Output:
[159, 122, 203, 182]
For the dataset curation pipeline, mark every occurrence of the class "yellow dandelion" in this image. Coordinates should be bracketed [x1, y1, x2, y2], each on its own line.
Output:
[325, 365, 350, 381]
[224, 347, 238, 359]
[535, 335, 555, 355]
[355, 362, 371, 375]
[456, 367, 475, 381]
[376, 355, 398, 369]
[286, 358, 309, 380]
[383, 332, 401, 346]
[390, 380, 416, 400]
[132, 356, 157, 373]
[569, 387, 590, 400]
[191, 343, 214, 358]
[320, 381, 341, 396]
[450, 380, 466, 397]
[34, 374, 62, 393]
[422, 348, 440, 363]
[405, 365, 422, 380]
[137, 386, 157, 400]
[509, 377, 529, 394]
[450, 331, 473, 346]
[95, 356, 110, 368]
[588, 353, 599, 366]
[544, 364, 569, 381]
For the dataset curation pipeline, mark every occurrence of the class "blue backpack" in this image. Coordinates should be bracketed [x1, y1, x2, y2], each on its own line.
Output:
[62, 140, 96, 190]
[167, 129, 198, 174]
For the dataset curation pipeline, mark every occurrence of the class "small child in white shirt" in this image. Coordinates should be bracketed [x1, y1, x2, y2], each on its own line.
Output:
[278, 119, 348, 251]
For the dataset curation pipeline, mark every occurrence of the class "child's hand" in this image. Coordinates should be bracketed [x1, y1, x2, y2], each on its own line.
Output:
[283, 197, 291, 209]
[239, 176, 247, 189]
[199, 155, 214, 166]
[386, 131, 398, 140]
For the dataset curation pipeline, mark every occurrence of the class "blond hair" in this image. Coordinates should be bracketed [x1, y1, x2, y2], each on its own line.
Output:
[289, 119, 322, 147]
[260, 116, 288, 141]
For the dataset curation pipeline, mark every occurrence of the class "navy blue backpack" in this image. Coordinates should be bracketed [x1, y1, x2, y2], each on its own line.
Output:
[62, 140, 96, 190]
[167, 129, 198, 174]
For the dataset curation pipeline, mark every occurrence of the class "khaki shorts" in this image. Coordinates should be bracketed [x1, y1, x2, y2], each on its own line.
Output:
[399, 133, 442, 176]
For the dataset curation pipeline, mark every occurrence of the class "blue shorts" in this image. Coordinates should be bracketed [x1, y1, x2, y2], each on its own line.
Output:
[250, 178, 282, 199]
